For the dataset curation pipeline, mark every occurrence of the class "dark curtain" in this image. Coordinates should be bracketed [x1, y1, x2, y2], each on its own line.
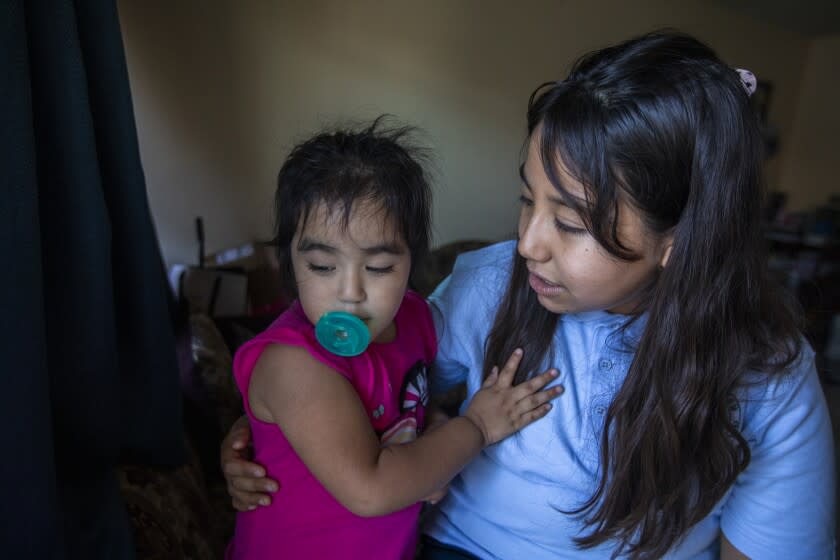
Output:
[1, 0, 184, 557]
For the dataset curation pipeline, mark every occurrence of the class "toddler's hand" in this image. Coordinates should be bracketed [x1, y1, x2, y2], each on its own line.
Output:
[463, 349, 562, 446]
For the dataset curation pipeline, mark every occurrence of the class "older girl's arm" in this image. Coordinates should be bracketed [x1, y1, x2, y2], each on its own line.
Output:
[220, 416, 278, 510]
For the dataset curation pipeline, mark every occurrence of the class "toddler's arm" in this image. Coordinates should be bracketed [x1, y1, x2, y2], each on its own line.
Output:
[418, 404, 457, 504]
[248, 346, 561, 517]
[218, 406, 459, 511]
[220, 404, 456, 510]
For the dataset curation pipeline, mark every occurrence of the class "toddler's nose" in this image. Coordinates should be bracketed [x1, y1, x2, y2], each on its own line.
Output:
[338, 269, 366, 304]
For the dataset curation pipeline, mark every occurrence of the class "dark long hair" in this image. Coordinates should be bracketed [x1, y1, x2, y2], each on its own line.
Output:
[483, 31, 801, 559]
[272, 116, 432, 299]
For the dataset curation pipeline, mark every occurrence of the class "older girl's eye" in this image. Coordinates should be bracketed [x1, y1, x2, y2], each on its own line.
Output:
[366, 265, 394, 274]
[518, 195, 534, 207]
[307, 263, 334, 274]
[554, 219, 587, 236]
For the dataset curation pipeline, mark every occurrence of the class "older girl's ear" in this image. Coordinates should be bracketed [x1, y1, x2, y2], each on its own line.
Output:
[659, 239, 673, 269]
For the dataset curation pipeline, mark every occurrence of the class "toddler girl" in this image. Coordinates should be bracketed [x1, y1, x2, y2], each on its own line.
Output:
[226, 119, 562, 560]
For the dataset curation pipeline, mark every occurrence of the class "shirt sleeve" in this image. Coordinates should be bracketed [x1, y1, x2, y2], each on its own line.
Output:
[425, 241, 516, 398]
[427, 274, 471, 395]
[720, 349, 836, 559]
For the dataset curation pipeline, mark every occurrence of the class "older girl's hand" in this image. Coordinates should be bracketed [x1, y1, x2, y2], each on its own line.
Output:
[221, 416, 279, 511]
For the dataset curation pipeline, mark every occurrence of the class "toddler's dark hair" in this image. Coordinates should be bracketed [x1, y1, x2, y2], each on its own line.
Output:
[273, 116, 432, 298]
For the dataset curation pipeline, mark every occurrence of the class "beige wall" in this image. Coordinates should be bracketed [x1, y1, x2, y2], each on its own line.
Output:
[778, 34, 840, 210]
[118, 0, 815, 266]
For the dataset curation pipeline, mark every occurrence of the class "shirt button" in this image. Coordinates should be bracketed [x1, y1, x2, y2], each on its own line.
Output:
[595, 405, 606, 415]
[598, 359, 613, 371]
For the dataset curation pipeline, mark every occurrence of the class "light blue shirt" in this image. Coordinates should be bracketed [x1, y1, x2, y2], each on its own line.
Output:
[424, 241, 835, 559]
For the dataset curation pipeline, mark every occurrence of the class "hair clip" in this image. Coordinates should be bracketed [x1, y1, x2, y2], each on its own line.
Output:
[735, 68, 757, 98]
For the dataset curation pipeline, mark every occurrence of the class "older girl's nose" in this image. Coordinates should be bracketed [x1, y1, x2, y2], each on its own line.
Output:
[518, 213, 551, 263]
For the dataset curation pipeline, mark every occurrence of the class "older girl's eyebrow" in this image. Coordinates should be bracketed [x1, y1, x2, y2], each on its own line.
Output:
[520, 163, 576, 208]
[518, 163, 531, 189]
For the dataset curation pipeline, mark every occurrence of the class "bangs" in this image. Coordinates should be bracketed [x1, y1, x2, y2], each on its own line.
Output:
[297, 175, 393, 232]
[529, 83, 639, 260]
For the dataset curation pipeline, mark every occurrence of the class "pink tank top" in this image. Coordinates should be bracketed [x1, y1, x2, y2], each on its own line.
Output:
[227, 290, 437, 560]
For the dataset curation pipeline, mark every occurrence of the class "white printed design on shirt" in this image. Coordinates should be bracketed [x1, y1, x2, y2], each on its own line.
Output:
[379, 361, 429, 446]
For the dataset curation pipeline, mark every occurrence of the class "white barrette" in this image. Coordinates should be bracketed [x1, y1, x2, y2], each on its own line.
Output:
[735, 68, 757, 97]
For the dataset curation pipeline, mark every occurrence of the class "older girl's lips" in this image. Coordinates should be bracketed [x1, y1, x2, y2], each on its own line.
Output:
[528, 272, 566, 295]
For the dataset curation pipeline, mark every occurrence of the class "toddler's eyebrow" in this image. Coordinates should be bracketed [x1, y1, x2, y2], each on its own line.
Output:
[297, 238, 337, 254]
[297, 237, 405, 255]
[360, 243, 406, 256]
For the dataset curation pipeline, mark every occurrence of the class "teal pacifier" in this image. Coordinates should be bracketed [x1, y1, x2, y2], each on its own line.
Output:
[315, 311, 371, 357]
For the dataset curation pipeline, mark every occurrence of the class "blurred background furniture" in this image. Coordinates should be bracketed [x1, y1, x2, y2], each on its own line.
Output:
[765, 192, 840, 380]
